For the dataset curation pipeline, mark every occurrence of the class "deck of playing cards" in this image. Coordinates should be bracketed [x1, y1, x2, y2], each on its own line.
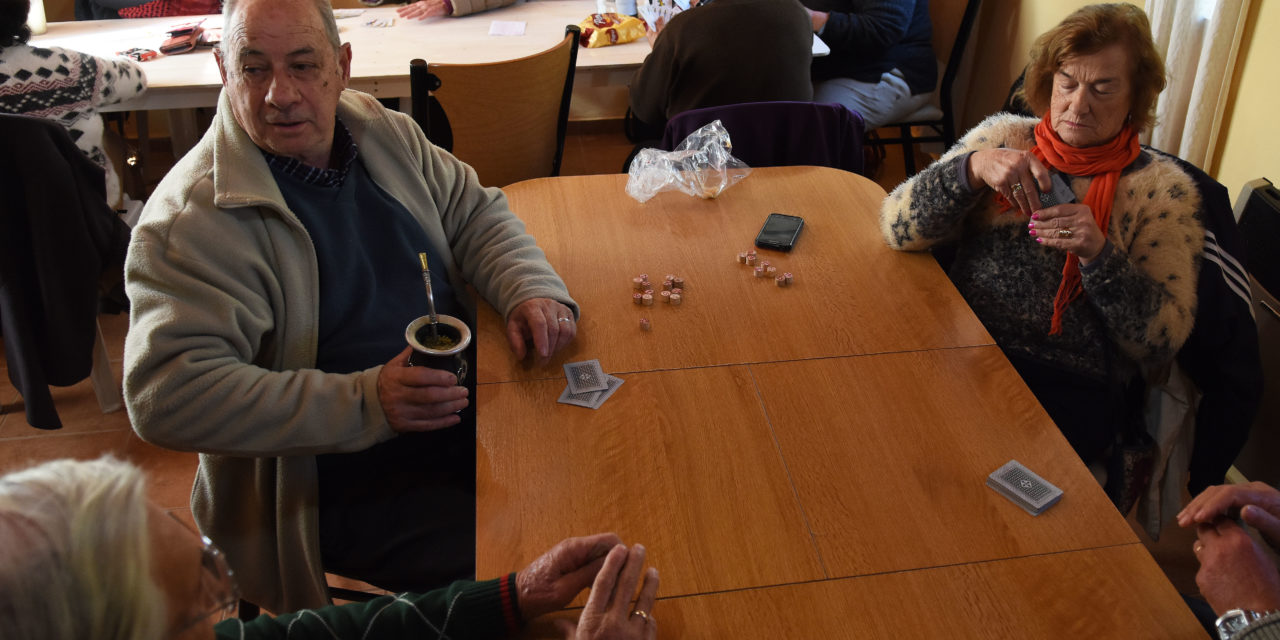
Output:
[1037, 172, 1077, 208]
[986, 460, 1063, 516]
[559, 360, 624, 409]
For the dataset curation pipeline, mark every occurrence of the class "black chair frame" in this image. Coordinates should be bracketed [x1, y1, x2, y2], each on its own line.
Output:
[867, 0, 982, 176]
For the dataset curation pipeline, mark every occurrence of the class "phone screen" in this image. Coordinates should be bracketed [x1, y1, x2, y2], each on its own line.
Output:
[755, 213, 804, 252]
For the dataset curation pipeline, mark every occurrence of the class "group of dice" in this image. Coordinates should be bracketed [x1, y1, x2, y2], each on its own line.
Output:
[736, 249, 794, 287]
[630, 273, 685, 331]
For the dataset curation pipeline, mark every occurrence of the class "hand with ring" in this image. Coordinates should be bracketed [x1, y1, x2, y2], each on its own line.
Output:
[1026, 202, 1107, 263]
[1189, 518, 1280, 615]
[506, 297, 578, 365]
[966, 148, 1053, 217]
[396, 0, 450, 20]
[557, 543, 660, 640]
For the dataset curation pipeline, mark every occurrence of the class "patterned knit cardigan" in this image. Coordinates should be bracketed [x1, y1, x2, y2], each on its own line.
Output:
[880, 113, 1203, 381]
[0, 44, 146, 205]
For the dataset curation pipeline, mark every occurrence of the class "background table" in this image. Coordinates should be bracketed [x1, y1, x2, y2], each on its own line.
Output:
[30, 1, 649, 119]
[474, 167, 1205, 637]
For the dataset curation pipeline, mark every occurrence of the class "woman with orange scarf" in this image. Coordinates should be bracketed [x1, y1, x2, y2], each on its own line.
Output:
[880, 4, 1202, 471]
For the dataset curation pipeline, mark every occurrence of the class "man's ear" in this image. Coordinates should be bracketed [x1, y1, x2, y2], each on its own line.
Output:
[337, 43, 353, 86]
[214, 47, 229, 85]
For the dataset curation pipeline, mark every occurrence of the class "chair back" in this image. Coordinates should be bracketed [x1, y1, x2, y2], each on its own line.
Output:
[409, 25, 579, 187]
[658, 101, 867, 175]
[930, 0, 981, 142]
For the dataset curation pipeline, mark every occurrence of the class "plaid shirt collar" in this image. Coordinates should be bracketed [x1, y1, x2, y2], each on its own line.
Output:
[260, 119, 358, 188]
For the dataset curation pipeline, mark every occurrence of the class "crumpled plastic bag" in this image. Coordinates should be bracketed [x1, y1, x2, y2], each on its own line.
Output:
[625, 120, 752, 203]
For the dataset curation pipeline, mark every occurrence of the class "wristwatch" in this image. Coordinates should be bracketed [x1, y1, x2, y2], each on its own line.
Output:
[1216, 609, 1279, 640]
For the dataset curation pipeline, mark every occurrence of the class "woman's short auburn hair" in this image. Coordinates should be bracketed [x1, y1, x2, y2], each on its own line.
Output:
[1022, 3, 1166, 133]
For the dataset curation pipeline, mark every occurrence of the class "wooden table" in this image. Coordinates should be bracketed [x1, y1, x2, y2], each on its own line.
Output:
[30, 1, 649, 119]
[474, 167, 1205, 637]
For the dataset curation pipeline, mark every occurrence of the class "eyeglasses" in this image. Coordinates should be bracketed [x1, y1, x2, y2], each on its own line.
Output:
[168, 513, 241, 632]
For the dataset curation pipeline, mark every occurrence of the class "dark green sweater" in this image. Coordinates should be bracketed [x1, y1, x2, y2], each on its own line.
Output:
[214, 575, 521, 639]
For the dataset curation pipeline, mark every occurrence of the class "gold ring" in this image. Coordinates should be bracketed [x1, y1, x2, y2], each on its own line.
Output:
[1057, 228, 1073, 239]
[631, 610, 651, 622]
[1010, 182, 1024, 193]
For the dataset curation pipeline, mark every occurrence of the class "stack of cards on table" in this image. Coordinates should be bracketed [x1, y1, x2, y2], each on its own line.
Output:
[559, 359, 624, 409]
[986, 460, 1063, 516]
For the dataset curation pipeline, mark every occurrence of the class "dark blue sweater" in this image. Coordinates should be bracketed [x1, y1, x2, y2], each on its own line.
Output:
[803, 0, 937, 95]
[268, 157, 463, 375]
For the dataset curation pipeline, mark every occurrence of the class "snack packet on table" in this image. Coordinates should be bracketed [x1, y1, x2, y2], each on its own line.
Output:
[625, 120, 752, 203]
[577, 13, 646, 47]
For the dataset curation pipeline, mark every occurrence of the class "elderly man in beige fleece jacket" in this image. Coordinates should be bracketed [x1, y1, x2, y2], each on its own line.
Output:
[123, 0, 578, 613]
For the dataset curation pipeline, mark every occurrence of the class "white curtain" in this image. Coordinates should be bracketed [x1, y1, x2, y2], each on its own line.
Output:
[1144, 0, 1251, 170]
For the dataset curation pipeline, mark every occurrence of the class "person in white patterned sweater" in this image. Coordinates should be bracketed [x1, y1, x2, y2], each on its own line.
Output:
[0, 0, 146, 208]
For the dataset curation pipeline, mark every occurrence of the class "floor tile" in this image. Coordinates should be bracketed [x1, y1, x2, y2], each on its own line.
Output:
[0, 429, 133, 474]
[124, 433, 199, 510]
[0, 364, 129, 437]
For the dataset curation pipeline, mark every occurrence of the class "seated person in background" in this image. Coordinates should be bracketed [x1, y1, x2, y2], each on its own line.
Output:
[116, 0, 221, 19]
[881, 5, 1202, 476]
[124, 0, 579, 614]
[397, 0, 516, 20]
[626, 0, 814, 141]
[799, 0, 933, 130]
[1178, 481, 1280, 639]
[0, 457, 661, 640]
[0, 0, 146, 208]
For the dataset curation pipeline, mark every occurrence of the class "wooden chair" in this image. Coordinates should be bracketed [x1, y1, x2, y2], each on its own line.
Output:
[866, 0, 981, 176]
[409, 25, 580, 188]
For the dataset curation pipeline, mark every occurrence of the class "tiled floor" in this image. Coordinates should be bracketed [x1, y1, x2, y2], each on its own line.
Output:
[0, 120, 1204, 608]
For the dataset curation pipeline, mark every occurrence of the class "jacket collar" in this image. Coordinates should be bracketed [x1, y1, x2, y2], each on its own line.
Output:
[209, 89, 381, 212]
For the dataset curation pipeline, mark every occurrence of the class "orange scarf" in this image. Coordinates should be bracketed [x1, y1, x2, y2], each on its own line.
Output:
[1019, 113, 1139, 335]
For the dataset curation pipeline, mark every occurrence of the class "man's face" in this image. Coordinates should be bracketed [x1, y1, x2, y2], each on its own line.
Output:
[215, 0, 352, 168]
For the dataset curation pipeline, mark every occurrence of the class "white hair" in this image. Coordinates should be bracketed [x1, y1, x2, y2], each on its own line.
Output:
[220, 0, 342, 56]
[0, 457, 167, 640]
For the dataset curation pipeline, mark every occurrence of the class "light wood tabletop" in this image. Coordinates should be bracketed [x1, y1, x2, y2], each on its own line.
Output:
[751, 346, 1138, 578]
[474, 167, 1204, 637]
[477, 167, 994, 384]
[525, 545, 1203, 638]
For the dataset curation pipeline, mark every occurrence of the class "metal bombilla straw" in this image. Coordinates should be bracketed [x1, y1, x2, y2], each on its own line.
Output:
[418, 252, 439, 340]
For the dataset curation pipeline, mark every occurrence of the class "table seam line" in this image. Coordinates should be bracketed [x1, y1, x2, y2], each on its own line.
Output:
[475, 343, 1001, 386]
[554, 541, 1150, 607]
[745, 362, 831, 580]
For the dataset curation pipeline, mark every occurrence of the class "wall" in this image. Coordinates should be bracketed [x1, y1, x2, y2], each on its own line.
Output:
[1210, 0, 1280, 201]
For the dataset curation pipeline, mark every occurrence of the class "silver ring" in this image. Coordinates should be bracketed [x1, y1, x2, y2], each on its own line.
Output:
[1010, 182, 1024, 193]
[1057, 228, 1073, 239]
[557, 317, 572, 323]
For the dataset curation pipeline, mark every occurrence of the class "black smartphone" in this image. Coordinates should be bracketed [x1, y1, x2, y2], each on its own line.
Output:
[755, 213, 805, 252]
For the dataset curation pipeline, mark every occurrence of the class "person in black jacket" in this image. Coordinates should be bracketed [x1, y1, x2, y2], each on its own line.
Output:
[800, 0, 934, 130]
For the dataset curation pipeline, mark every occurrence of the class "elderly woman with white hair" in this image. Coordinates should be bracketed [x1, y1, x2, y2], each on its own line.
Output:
[0, 457, 660, 640]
